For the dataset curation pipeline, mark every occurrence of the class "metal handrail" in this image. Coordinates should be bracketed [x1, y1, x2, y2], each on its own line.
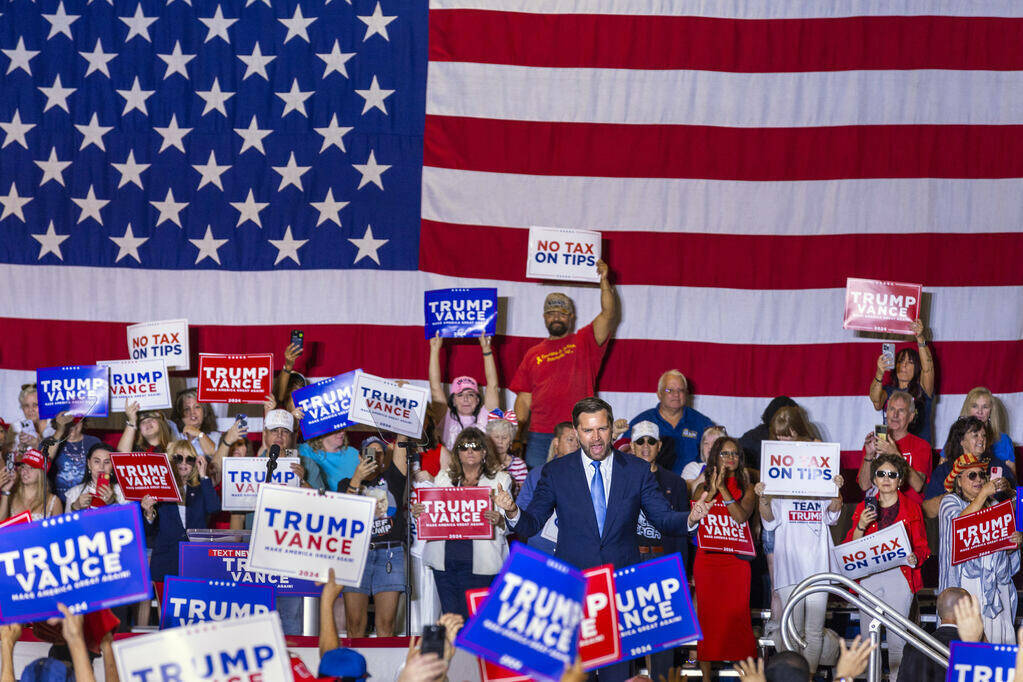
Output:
[779, 573, 949, 678]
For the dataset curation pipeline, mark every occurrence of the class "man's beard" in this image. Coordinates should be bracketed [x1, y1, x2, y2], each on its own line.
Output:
[546, 320, 568, 336]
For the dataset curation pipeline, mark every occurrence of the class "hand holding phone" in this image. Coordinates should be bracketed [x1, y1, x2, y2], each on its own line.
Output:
[882, 342, 896, 370]
[420, 624, 446, 659]
[875, 424, 888, 443]
[290, 329, 304, 353]
[991, 466, 1003, 480]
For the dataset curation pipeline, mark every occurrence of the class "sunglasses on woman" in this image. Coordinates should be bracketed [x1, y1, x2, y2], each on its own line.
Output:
[964, 470, 989, 482]
[172, 454, 197, 464]
[458, 443, 484, 452]
[874, 470, 901, 479]
[634, 437, 658, 446]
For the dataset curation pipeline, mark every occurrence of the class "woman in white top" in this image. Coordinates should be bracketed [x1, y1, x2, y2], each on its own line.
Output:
[414, 427, 509, 620]
[65, 444, 128, 510]
[682, 425, 727, 495]
[755, 474, 843, 673]
[429, 334, 500, 450]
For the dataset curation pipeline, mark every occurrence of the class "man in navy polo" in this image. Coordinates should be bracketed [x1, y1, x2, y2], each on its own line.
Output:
[627, 370, 714, 475]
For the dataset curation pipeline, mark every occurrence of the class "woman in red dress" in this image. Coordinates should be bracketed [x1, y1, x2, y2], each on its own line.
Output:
[692, 436, 759, 680]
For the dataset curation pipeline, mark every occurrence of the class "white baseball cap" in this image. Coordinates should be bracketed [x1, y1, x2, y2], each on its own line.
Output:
[632, 421, 659, 442]
[264, 409, 294, 432]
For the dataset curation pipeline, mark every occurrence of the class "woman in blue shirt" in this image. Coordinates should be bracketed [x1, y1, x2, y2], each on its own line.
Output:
[298, 429, 359, 491]
[959, 387, 1016, 475]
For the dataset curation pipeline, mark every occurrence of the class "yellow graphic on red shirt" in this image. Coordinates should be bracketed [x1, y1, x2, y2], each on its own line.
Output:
[535, 343, 578, 365]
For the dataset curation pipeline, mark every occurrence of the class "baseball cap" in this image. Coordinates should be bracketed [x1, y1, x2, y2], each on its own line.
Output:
[19, 658, 73, 682]
[449, 376, 479, 397]
[20, 448, 48, 472]
[318, 648, 370, 680]
[543, 292, 575, 315]
[631, 421, 659, 442]
[264, 409, 294, 432]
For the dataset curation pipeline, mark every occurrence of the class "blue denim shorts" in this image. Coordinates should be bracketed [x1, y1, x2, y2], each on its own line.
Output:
[348, 545, 407, 595]
[761, 528, 776, 554]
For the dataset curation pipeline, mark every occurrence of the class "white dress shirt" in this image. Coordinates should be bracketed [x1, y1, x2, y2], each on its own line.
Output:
[509, 450, 613, 528]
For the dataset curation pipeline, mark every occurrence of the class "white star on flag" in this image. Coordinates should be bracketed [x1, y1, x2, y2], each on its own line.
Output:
[0, 183, 32, 222]
[34, 147, 71, 187]
[31, 221, 69, 260]
[42, 2, 80, 40]
[269, 226, 308, 265]
[357, 2, 396, 41]
[234, 115, 272, 155]
[111, 150, 150, 189]
[154, 114, 192, 153]
[72, 185, 109, 225]
[196, 77, 235, 116]
[39, 75, 75, 113]
[310, 188, 348, 227]
[348, 224, 387, 265]
[150, 188, 188, 227]
[120, 4, 158, 42]
[192, 151, 231, 191]
[279, 5, 316, 44]
[79, 39, 116, 78]
[190, 225, 228, 264]
[75, 113, 112, 151]
[317, 40, 355, 78]
[1, 110, 34, 149]
[157, 41, 195, 79]
[276, 79, 313, 118]
[238, 43, 275, 81]
[272, 152, 311, 191]
[355, 76, 394, 115]
[315, 114, 353, 153]
[230, 189, 269, 228]
[352, 150, 391, 189]
[3, 38, 39, 76]
[199, 6, 237, 43]
[110, 223, 148, 263]
[116, 77, 155, 116]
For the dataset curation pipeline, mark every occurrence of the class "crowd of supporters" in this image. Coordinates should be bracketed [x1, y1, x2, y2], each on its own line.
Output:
[1, 263, 1020, 682]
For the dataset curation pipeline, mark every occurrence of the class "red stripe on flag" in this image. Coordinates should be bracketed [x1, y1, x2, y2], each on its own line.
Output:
[424, 117, 1023, 180]
[3, 318, 1021, 397]
[429, 13, 1023, 72]
[419, 220, 1023, 288]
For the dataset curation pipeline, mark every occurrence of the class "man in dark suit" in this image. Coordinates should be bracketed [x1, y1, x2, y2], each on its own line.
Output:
[493, 396, 710, 680]
[895, 588, 983, 682]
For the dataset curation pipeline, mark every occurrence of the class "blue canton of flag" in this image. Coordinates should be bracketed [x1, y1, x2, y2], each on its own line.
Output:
[0, 0, 425, 270]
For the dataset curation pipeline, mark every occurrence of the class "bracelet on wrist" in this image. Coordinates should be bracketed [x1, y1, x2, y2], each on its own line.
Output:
[482, 351, 493, 356]
[126, 422, 137, 428]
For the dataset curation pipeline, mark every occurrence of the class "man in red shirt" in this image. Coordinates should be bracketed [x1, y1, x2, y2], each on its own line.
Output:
[511, 259, 619, 468]
[857, 390, 932, 505]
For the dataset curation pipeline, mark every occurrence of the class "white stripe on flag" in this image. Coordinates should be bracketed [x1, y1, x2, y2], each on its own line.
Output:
[3, 265, 1021, 343]
[422, 168, 1023, 236]
[428, 64, 1023, 127]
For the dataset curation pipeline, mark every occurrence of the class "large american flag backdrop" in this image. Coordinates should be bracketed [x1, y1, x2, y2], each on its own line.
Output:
[1, 0, 1021, 464]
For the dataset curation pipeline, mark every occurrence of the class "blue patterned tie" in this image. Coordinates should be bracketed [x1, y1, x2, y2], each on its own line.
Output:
[590, 460, 607, 536]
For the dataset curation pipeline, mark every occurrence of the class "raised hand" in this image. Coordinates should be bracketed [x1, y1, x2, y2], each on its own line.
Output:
[196, 454, 208, 478]
[492, 483, 516, 514]
[835, 636, 876, 680]
[283, 342, 302, 371]
[316, 568, 342, 603]
[689, 491, 712, 523]
[952, 593, 984, 642]
[596, 259, 609, 282]
[478, 335, 491, 354]
[430, 332, 443, 352]
[733, 657, 765, 682]
[262, 393, 277, 415]
[125, 401, 140, 424]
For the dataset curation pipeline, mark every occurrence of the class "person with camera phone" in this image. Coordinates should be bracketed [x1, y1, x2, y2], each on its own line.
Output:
[846, 453, 929, 679]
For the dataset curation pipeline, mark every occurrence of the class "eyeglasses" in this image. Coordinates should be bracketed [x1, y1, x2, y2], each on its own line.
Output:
[965, 470, 989, 482]
[172, 455, 197, 465]
[634, 437, 658, 446]
[719, 450, 740, 458]
[458, 443, 484, 452]
[662, 387, 686, 394]
[875, 470, 901, 479]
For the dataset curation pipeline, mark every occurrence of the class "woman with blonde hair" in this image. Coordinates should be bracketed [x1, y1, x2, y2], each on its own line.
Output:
[682, 425, 727, 495]
[117, 402, 174, 453]
[959, 387, 1015, 472]
[0, 448, 62, 521]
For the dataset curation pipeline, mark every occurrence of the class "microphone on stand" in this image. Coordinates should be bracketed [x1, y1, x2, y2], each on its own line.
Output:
[266, 444, 280, 481]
